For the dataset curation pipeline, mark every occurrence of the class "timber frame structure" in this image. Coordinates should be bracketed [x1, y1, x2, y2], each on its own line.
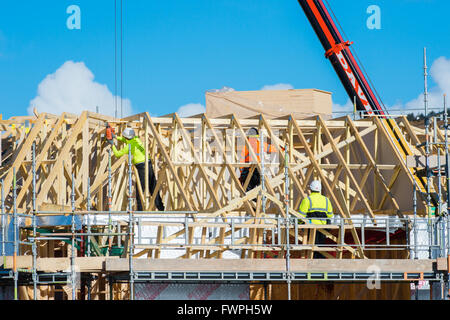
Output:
[1, 110, 450, 300]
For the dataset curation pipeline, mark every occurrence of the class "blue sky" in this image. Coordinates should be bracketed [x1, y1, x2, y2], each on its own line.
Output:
[0, 0, 449, 119]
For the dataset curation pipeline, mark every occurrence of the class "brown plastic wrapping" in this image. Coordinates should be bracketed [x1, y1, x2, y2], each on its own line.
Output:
[206, 89, 332, 119]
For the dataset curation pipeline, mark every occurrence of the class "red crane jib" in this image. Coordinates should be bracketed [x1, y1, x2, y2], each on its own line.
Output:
[297, 0, 385, 116]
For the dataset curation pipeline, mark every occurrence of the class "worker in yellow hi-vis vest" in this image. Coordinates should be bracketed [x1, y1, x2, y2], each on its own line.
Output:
[298, 180, 333, 259]
[108, 127, 165, 211]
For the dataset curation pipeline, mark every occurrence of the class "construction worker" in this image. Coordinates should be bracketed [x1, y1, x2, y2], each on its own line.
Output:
[239, 128, 277, 192]
[108, 127, 165, 211]
[298, 180, 333, 259]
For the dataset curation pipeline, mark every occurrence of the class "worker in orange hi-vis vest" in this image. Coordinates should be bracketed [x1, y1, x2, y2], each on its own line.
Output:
[239, 128, 277, 192]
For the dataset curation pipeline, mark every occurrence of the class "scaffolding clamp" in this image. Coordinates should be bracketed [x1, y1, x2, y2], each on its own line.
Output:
[403, 272, 424, 281]
[448, 255, 450, 274]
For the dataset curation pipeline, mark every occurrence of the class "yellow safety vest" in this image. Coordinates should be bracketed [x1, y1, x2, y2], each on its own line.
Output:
[112, 136, 146, 165]
[298, 192, 333, 225]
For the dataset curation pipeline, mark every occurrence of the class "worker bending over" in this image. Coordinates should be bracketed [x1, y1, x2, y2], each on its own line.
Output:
[298, 180, 333, 259]
[239, 128, 277, 192]
[108, 127, 165, 211]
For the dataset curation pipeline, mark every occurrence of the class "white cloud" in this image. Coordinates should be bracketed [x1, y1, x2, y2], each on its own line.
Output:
[332, 57, 450, 116]
[332, 99, 354, 114]
[28, 60, 132, 117]
[431, 56, 450, 93]
[261, 83, 294, 91]
[176, 103, 205, 117]
[208, 86, 235, 93]
[205, 57, 449, 116]
[391, 56, 450, 115]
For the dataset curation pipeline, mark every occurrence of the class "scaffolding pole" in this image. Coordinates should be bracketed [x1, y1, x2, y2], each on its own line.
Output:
[435, 117, 443, 258]
[444, 93, 450, 300]
[13, 167, 18, 300]
[260, 127, 266, 258]
[1, 179, 5, 267]
[260, 128, 266, 215]
[32, 142, 37, 300]
[444, 94, 450, 257]
[87, 176, 92, 300]
[284, 144, 291, 301]
[424, 48, 433, 259]
[108, 148, 113, 256]
[128, 145, 135, 300]
[71, 172, 76, 300]
[413, 184, 418, 259]
[108, 149, 114, 300]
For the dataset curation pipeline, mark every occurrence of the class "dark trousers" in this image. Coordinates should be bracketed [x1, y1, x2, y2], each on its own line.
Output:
[314, 231, 327, 259]
[308, 211, 329, 259]
[135, 160, 165, 211]
[239, 167, 261, 192]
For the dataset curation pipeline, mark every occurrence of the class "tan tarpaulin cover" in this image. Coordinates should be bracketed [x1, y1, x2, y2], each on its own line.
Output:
[205, 89, 332, 119]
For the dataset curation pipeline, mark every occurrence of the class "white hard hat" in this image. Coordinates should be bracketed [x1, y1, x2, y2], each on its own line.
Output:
[122, 128, 135, 140]
[310, 180, 321, 192]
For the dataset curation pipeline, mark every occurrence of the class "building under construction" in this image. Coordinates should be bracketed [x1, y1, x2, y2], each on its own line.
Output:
[0, 86, 449, 300]
[1, 0, 449, 301]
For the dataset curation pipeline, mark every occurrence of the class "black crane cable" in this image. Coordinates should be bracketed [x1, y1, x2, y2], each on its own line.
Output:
[114, 0, 124, 119]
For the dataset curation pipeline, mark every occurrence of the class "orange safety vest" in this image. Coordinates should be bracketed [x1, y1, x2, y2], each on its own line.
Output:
[240, 137, 276, 173]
